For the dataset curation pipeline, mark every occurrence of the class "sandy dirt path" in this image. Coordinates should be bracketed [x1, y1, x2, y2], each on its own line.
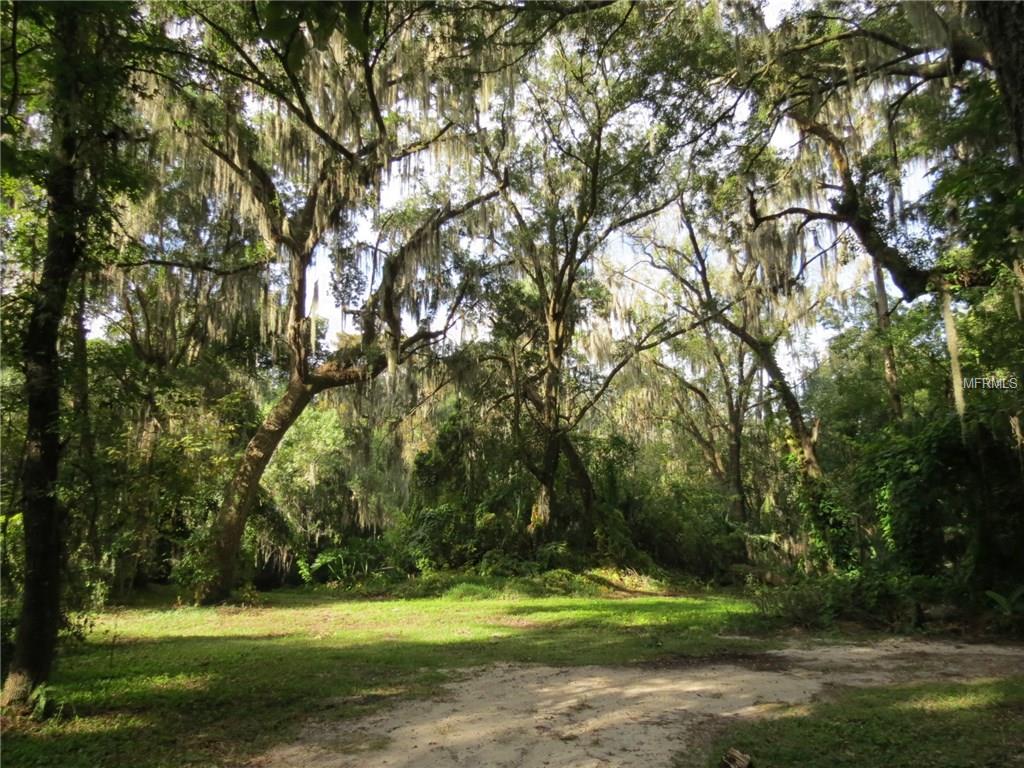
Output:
[249, 639, 1024, 768]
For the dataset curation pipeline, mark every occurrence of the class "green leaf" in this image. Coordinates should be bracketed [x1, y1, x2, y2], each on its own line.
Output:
[342, 2, 370, 57]
[261, 3, 299, 44]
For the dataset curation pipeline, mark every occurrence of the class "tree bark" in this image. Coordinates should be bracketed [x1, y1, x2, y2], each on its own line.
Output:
[204, 192, 499, 600]
[872, 257, 903, 420]
[715, 317, 823, 480]
[760, 344, 822, 479]
[783, 114, 934, 300]
[726, 404, 748, 522]
[205, 349, 397, 601]
[2, 8, 84, 709]
[847, 203, 931, 300]
[975, 1, 1024, 167]
[530, 330, 564, 532]
[941, 286, 968, 442]
[206, 375, 315, 602]
[204, 188, 500, 599]
[527, 294, 570, 534]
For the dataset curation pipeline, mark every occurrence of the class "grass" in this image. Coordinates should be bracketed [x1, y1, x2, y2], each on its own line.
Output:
[702, 677, 1024, 768]
[2, 576, 768, 768]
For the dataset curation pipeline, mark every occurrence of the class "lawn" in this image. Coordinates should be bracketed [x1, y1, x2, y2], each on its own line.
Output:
[3, 578, 766, 768]
[5, 578, 1021, 768]
[704, 677, 1024, 768]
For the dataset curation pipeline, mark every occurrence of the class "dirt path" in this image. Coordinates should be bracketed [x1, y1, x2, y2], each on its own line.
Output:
[249, 639, 1024, 768]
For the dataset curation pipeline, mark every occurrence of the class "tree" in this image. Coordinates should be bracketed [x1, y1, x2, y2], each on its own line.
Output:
[477, 2, 734, 535]
[649, 202, 826, 482]
[656, 315, 760, 523]
[972, 2, 1024, 167]
[741, 1, 1020, 299]
[1, 2, 144, 708]
[148, 2, 510, 599]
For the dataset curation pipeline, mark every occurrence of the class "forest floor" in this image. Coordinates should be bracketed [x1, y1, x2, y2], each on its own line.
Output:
[3, 576, 1023, 767]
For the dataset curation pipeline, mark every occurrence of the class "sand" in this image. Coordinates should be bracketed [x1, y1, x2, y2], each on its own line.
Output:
[248, 638, 1024, 768]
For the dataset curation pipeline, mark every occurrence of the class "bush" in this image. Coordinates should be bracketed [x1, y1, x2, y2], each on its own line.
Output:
[748, 569, 955, 630]
[478, 549, 538, 577]
[534, 541, 585, 572]
[858, 416, 1024, 591]
[297, 538, 389, 585]
[537, 568, 597, 595]
[628, 485, 744, 579]
[748, 578, 836, 629]
[172, 526, 221, 604]
[399, 502, 478, 572]
[984, 585, 1024, 635]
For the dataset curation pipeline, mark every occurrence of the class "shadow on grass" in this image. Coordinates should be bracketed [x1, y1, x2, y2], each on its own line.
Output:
[111, 572, 706, 613]
[5, 594, 770, 768]
[701, 676, 1024, 768]
[109, 584, 372, 611]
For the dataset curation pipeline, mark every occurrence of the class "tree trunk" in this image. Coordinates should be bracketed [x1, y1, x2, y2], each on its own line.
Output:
[560, 433, 595, 520]
[2, 9, 84, 709]
[784, 114, 933, 299]
[530, 439, 561, 533]
[726, 404, 748, 522]
[872, 257, 903, 420]
[847, 201, 931, 300]
[206, 376, 315, 602]
[941, 287, 968, 442]
[203, 187, 499, 600]
[975, 1, 1024, 167]
[716, 316, 823, 480]
[205, 342, 385, 602]
[769, 376, 821, 479]
[529, 309, 567, 533]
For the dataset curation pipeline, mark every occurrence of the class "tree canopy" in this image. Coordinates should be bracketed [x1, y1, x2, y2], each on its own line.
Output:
[2, 0, 1022, 708]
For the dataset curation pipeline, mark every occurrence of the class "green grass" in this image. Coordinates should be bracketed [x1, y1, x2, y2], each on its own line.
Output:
[703, 677, 1024, 768]
[3, 580, 767, 768]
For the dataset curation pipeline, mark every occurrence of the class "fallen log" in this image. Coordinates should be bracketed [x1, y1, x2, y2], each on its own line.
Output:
[720, 747, 753, 768]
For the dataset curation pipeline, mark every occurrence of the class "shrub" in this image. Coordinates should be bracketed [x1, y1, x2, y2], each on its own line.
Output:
[749, 569, 957, 630]
[400, 502, 478, 572]
[985, 585, 1024, 634]
[534, 541, 584, 572]
[747, 578, 836, 629]
[172, 526, 221, 604]
[478, 549, 538, 577]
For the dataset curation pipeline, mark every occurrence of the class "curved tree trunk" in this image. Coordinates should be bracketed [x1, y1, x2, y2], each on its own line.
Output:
[762, 354, 822, 479]
[204, 343, 405, 601]
[206, 376, 314, 602]
[204, 195, 500, 601]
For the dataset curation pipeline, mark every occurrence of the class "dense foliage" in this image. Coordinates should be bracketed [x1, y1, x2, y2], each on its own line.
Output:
[2, 0, 1023, 703]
